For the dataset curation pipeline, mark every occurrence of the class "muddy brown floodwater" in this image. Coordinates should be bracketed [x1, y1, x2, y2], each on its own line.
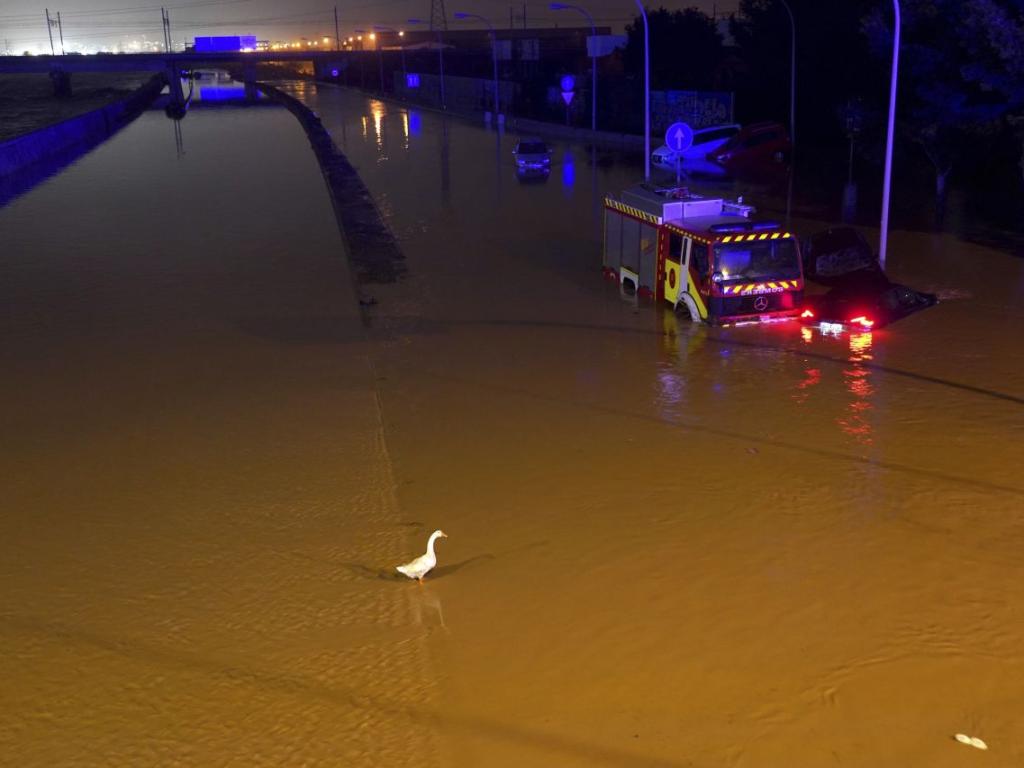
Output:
[1, 84, 1023, 767]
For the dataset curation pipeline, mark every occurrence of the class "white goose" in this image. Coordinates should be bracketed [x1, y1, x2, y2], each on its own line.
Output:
[396, 530, 447, 582]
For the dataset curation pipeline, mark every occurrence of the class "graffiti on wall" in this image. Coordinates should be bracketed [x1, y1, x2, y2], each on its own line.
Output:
[652, 91, 734, 131]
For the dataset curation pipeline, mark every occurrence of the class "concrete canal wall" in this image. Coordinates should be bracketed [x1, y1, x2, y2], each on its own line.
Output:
[0, 74, 165, 180]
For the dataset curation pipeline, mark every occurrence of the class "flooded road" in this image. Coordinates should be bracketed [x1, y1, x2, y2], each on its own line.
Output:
[289, 84, 1024, 766]
[1, 81, 1023, 767]
[0, 105, 439, 763]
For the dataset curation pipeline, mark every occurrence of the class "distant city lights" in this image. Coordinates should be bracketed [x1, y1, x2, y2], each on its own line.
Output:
[6, 24, 413, 56]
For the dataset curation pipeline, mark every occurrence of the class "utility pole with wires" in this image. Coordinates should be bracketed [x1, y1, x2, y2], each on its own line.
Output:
[45, 9, 55, 56]
[57, 11, 65, 55]
[334, 6, 340, 51]
[429, 0, 448, 31]
[161, 7, 172, 52]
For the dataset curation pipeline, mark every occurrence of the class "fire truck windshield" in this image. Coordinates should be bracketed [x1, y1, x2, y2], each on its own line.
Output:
[714, 239, 801, 281]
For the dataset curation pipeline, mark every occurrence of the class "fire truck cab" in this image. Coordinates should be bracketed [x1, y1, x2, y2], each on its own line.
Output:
[603, 185, 804, 324]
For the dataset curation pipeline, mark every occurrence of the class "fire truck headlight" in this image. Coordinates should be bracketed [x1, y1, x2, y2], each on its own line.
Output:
[712, 271, 724, 284]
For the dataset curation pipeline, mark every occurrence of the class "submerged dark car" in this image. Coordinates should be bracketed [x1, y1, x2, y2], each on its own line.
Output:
[512, 138, 552, 173]
[799, 227, 937, 331]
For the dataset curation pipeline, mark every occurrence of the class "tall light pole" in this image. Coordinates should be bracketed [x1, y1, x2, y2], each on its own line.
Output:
[45, 9, 55, 55]
[374, 26, 406, 80]
[356, 29, 384, 92]
[550, 2, 597, 133]
[454, 11, 500, 121]
[633, 1, 650, 179]
[779, 0, 795, 148]
[879, 0, 900, 269]
[408, 18, 446, 109]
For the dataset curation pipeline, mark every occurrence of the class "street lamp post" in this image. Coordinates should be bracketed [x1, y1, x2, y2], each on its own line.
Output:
[879, 0, 900, 269]
[454, 11, 500, 121]
[408, 18, 446, 110]
[355, 30, 384, 92]
[374, 26, 407, 81]
[550, 2, 597, 133]
[633, 0, 650, 179]
[779, 0, 795, 148]
[372, 33, 383, 92]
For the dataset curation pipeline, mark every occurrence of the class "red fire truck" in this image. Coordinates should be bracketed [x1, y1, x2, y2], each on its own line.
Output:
[602, 185, 805, 325]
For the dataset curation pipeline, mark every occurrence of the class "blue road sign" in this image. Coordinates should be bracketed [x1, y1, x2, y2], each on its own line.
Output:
[560, 74, 575, 92]
[665, 122, 694, 153]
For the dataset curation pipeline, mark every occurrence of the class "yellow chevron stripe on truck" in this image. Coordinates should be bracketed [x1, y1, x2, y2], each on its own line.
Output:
[604, 198, 662, 225]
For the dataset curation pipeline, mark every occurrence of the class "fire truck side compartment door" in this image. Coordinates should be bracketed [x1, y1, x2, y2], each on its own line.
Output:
[639, 222, 658, 291]
[603, 209, 623, 270]
[620, 217, 641, 273]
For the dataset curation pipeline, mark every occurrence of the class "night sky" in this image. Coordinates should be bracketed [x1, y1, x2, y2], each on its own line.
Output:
[1, 0, 739, 53]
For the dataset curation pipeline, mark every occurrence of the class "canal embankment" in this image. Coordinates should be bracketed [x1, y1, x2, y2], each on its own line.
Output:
[0, 72, 157, 143]
[0, 73, 165, 200]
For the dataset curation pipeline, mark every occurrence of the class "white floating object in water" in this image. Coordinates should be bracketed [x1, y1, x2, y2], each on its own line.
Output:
[396, 530, 447, 582]
[954, 733, 988, 750]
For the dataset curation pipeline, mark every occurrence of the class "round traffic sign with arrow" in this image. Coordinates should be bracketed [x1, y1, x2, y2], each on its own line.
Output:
[665, 121, 694, 153]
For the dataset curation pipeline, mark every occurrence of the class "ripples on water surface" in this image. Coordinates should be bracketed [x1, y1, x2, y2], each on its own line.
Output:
[1, 83, 1022, 766]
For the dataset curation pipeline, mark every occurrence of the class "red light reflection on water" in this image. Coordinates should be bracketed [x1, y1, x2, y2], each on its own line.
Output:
[838, 332, 874, 444]
[792, 367, 821, 405]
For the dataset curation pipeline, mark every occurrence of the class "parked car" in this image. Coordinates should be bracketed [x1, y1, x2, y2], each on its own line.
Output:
[799, 227, 937, 331]
[706, 122, 791, 170]
[651, 123, 741, 169]
[512, 138, 552, 172]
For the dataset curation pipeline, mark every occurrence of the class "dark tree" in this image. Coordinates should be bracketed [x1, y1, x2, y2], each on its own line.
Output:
[864, 0, 1024, 218]
[624, 7, 724, 91]
[729, 0, 878, 140]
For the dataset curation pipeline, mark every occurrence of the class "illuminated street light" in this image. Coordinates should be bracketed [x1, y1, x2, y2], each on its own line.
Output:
[375, 25, 407, 78]
[453, 11, 500, 121]
[356, 28, 385, 91]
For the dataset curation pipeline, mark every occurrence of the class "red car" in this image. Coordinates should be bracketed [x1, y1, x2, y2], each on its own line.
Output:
[706, 122, 791, 170]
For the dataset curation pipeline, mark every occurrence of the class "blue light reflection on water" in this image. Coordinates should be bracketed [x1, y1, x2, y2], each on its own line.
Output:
[561, 147, 575, 190]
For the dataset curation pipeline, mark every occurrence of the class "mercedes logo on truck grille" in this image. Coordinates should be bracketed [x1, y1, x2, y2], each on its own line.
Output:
[753, 296, 769, 311]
